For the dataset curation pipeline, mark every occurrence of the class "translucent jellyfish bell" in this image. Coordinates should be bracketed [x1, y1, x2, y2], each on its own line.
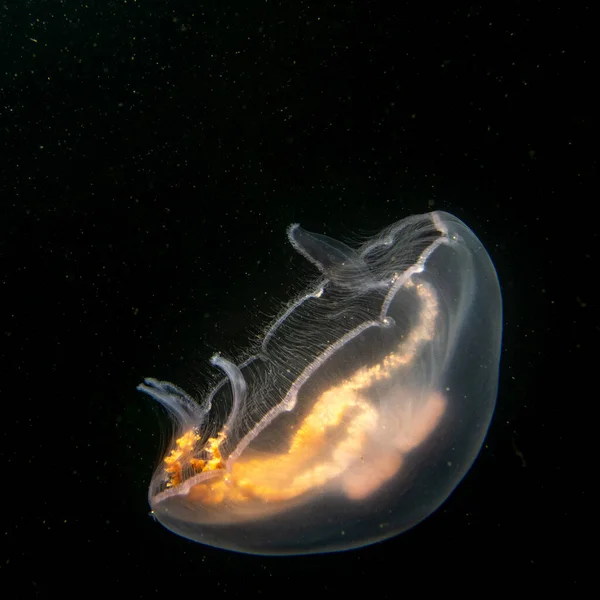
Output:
[138, 211, 502, 555]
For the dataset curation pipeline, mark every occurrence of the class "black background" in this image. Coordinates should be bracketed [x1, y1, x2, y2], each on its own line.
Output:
[1, 1, 594, 595]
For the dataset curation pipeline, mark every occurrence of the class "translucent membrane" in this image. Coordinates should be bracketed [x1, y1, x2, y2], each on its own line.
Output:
[138, 211, 502, 555]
